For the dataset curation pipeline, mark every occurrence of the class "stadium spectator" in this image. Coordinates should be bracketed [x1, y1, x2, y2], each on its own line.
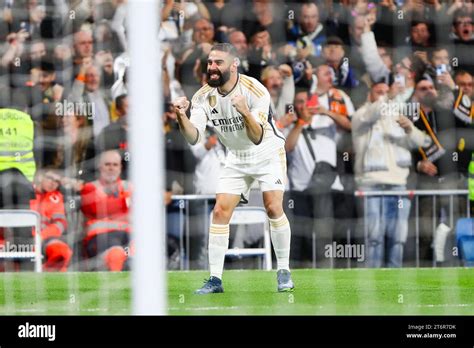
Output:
[322, 36, 359, 91]
[411, 20, 432, 49]
[391, 55, 417, 103]
[73, 30, 94, 78]
[352, 81, 430, 268]
[242, 0, 287, 48]
[227, 30, 250, 75]
[69, 60, 112, 137]
[0, 106, 36, 271]
[7, 0, 45, 40]
[247, 28, 277, 80]
[53, 109, 96, 189]
[94, 49, 115, 90]
[285, 61, 353, 267]
[202, 0, 243, 37]
[411, 76, 464, 264]
[454, 70, 473, 99]
[287, 2, 327, 59]
[0, 106, 36, 208]
[80, 150, 132, 272]
[421, 47, 454, 90]
[1, 28, 30, 94]
[450, 10, 474, 74]
[37, 60, 63, 102]
[160, 0, 211, 48]
[31, 60, 65, 168]
[177, 18, 215, 99]
[96, 94, 129, 179]
[359, 19, 393, 85]
[30, 168, 72, 272]
[94, 20, 123, 56]
[344, 15, 371, 106]
[261, 64, 295, 131]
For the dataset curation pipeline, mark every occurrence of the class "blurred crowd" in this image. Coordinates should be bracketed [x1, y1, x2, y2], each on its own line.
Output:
[0, 0, 473, 271]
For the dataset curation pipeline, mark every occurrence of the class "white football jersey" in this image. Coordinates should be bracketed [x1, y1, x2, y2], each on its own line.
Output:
[190, 74, 286, 165]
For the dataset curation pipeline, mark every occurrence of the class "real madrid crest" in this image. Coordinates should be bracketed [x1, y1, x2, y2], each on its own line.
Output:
[208, 95, 217, 108]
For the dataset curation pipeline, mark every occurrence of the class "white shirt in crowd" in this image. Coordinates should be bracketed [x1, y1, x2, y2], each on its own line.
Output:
[287, 89, 354, 192]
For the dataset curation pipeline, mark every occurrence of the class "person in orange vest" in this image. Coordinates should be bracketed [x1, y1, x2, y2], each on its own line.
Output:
[81, 150, 132, 271]
[30, 168, 72, 272]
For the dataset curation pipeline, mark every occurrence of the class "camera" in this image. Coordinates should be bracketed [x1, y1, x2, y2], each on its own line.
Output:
[436, 64, 447, 76]
[394, 74, 405, 87]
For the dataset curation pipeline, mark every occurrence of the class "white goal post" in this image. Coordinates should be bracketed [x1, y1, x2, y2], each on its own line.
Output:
[128, 0, 167, 315]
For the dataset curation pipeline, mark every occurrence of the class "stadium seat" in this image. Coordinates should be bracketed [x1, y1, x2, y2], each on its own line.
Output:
[0, 210, 43, 272]
[217, 206, 272, 270]
[455, 218, 474, 267]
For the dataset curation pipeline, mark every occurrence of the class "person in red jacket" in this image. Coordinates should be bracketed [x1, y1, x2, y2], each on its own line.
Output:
[81, 150, 132, 271]
[30, 169, 72, 272]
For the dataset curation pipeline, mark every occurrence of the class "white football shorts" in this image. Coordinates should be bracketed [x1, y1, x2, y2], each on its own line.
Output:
[216, 147, 287, 199]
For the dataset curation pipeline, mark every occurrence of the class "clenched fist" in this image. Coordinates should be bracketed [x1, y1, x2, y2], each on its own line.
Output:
[397, 115, 413, 134]
[231, 94, 249, 115]
[172, 97, 190, 116]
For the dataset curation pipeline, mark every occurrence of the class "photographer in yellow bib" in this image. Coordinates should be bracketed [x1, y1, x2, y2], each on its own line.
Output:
[0, 106, 36, 271]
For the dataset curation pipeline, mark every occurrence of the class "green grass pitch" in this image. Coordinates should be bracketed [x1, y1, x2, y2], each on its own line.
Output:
[0, 268, 473, 315]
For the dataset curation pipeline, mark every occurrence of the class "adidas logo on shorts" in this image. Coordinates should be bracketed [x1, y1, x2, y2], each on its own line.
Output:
[275, 179, 282, 185]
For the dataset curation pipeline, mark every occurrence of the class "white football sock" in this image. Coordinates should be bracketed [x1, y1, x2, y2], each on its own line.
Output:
[433, 223, 451, 263]
[269, 214, 291, 271]
[208, 223, 229, 280]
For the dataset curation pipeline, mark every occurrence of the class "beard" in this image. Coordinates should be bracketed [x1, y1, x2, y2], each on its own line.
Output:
[421, 94, 437, 107]
[207, 68, 231, 87]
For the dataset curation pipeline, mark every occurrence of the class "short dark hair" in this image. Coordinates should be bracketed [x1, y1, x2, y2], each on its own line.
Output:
[429, 46, 450, 60]
[210, 43, 238, 58]
[411, 18, 429, 29]
[453, 9, 473, 26]
[454, 69, 472, 79]
[115, 94, 128, 112]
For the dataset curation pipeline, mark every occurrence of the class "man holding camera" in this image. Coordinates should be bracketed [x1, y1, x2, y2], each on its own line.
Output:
[353, 81, 430, 268]
[285, 61, 353, 267]
[413, 72, 474, 265]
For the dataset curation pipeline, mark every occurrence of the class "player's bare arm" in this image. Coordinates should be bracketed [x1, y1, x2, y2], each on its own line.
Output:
[173, 96, 200, 145]
[231, 94, 263, 145]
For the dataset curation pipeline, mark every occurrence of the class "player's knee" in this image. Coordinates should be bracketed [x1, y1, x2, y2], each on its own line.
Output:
[265, 202, 283, 219]
[212, 204, 232, 224]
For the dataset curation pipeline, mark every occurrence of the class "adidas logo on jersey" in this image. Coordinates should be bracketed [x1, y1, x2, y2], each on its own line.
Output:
[275, 179, 283, 185]
[211, 108, 218, 114]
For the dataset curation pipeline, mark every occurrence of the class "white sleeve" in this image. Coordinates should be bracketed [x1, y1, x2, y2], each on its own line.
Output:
[190, 95, 208, 143]
[360, 31, 390, 83]
[351, 100, 384, 133]
[190, 142, 208, 160]
[248, 86, 272, 126]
